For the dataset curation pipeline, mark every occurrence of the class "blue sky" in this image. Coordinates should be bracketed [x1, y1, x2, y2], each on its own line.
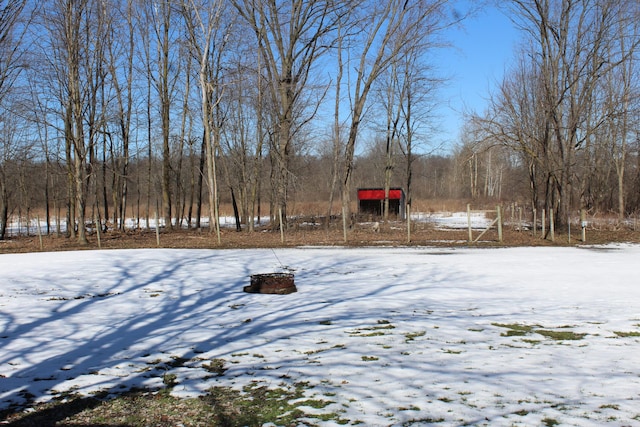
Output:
[434, 3, 522, 151]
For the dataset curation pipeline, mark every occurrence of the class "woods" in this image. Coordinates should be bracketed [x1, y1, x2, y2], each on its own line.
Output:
[469, 0, 640, 226]
[0, 0, 639, 242]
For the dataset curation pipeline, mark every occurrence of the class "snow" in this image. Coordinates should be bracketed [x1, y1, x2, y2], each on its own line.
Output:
[411, 211, 492, 230]
[3, 211, 491, 238]
[1, 244, 640, 425]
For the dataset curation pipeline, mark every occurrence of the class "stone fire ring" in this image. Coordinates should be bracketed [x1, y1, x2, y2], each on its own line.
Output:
[244, 273, 297, 294]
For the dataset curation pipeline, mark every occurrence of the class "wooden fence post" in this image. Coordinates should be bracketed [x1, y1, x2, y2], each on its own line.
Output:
[155, 210, 160, 247]
[497, 206, 503, 242]
[467, 204, 472, 243]
[407, 203, 411, 243]
[36, 216, 43, 251]
[518, 207, 522, 232]
[342, 206, 348, 243]
[549, 209, 555, 242]
[95, 212, 102, 249]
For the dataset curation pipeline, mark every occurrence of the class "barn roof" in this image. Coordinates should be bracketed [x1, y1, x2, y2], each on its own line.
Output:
[357, 188, 405, 200]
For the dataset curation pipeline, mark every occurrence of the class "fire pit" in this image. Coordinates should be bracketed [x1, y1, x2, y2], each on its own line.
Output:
[244, 273, 297, 294]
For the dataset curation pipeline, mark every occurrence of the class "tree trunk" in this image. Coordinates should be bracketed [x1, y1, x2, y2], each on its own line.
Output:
[196, 130, 205, 230]
[0, 171, 7, 240]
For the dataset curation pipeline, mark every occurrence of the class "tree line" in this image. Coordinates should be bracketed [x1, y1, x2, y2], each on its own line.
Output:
[466, 0, 640, 225]
[0, 0, 639, 242]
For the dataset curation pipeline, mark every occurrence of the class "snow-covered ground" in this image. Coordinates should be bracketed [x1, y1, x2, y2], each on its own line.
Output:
[1, 244, 639, 425]
[2, 211, 494, 237]
[413, 211, 492, 230]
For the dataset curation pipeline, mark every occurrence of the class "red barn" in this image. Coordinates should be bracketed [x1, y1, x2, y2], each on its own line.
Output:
[357, 188, 406, 219]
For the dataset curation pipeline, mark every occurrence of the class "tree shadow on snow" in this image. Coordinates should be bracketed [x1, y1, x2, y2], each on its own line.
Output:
[0, 248, 404, 422]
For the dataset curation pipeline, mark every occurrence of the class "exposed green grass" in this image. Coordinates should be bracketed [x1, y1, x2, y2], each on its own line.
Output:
[167, 356, 190, 367]
[349, 330, 387, 337]
[201, 358, 227, 375]
[614, 331, 640, 337]
[536, 329, 586, 341]
[200, 382, 343, 426]
[404, 331, 426, 342]
[0, 380, 352, 427]
[1, 318, 620, 426]
[347, 322, 396, 337]
[492, 323, 535, 336]
[493, 323, 587, 341]
[406, 417, 445, 423]
[162, 373, 177, 387]
[600, 404, 620, 410]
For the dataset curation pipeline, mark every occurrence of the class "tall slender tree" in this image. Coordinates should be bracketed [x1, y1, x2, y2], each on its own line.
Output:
[106, 0, 136, 230]
[0, 0, 28, 240]
[181, 0, 228, 241]
[340, 0, 450, 239]
[41, 0, 110, 244]
[232, 0, 346, 226]
[144, 0, 181, 229]
[477, 0, 640, 225]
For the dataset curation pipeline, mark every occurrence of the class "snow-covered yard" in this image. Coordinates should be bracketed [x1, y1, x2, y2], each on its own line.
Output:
[1, 210, 494, 237]
[1, 245, 639, 425]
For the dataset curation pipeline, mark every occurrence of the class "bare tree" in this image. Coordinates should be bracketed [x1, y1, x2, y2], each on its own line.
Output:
[181, 0, 228, 241]
[0, 0, 28, 239]
[397, 46, 443, 211]
[232, 0, 346, 226]
[0, 115, 21, 239]
[0, 1, 27, 106]
[340, 0, 451, 238]
[218, 45, 265, 232]
[66, 0, 90, 243]
[468, 0, 640, 224]
[142, 0, 181, 229]
[106, 0, 136, 230]
[505, 0, 640, 224]
[606, 3, 640, 219]
[376, 57, 403, 220]
[39, 0, 112, 244]
[470, 48, 541, 209]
